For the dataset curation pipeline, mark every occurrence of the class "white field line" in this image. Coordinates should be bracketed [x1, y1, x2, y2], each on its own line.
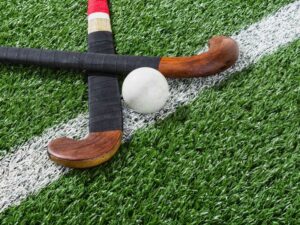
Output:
[1, 1, 300, 213]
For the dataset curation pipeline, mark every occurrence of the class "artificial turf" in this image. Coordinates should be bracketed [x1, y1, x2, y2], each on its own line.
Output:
[1, 38, 299, 224]
[0, 0, 295, 155]
[0, 0, 87, 154]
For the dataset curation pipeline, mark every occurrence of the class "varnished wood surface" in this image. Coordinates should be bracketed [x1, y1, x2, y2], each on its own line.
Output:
[159, 36, 239, 78]
[48, 130, 122, 169]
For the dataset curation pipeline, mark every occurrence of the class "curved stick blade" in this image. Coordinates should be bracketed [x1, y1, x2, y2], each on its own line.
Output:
[48, 131, 122, 168]
[159, 36, 239, 78]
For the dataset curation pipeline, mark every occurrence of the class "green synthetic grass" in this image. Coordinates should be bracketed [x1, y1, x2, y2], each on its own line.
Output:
[1, 38, 299, 224]
[0, 0, 88, 154]
[0, 0, 295, 154]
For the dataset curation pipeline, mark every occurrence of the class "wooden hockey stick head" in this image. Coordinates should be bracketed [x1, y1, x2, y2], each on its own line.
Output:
[48, 131, 122, 168]
[159, 36, 239, 78]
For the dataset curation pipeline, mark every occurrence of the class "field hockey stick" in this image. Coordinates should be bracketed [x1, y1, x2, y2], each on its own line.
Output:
[0, 36, 239, 78]
[48, 0, 123, 168]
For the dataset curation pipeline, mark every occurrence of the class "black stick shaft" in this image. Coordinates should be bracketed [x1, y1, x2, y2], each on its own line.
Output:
[87, 32, 123, 132]
[0, 46, 160, 75]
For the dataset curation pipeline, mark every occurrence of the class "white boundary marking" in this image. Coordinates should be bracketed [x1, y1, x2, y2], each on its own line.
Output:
[1, 1, 299, 213]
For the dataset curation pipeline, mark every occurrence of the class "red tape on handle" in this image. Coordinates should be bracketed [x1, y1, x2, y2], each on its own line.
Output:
[88, 0, 110, 15]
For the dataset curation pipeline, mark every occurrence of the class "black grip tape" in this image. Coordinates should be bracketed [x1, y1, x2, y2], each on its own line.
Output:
[83, 53, 160, 75]
[88, 31, 123, 133]
[0, 47, 83, 70]
[0, 47, 161, 75]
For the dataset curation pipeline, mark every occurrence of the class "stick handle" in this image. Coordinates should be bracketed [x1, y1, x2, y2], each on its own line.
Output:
[87, 0, 123, 132]
[0, 46, 83, 70]
[0, 46, 160, 75]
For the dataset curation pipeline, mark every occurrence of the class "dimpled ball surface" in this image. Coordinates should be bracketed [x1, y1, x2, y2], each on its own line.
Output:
[122, 67, 170, 114]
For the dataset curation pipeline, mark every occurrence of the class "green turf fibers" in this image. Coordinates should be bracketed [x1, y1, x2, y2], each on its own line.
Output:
[1, 37, 299, 224]
[0, 0, 87, 154]
[0, 0, 294, 155]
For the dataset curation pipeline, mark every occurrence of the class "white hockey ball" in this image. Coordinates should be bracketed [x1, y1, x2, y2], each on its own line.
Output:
[122, 67, 169, 114]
